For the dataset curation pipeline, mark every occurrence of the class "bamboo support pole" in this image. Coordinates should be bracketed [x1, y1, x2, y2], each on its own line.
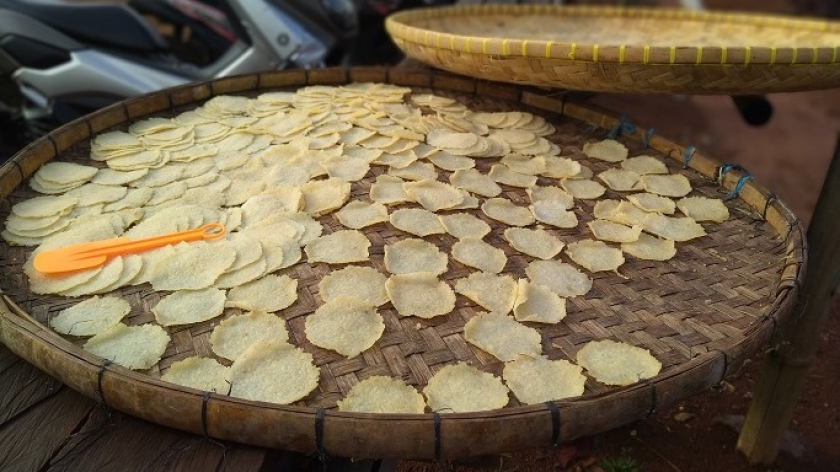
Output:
[737, 135, 840, 463]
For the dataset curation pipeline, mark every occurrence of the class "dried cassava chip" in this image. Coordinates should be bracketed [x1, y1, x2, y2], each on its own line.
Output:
[449, 169, 502, 197]
[566, 239, 625, 273]
[153, 288, 226, 326]
[384, 238, 448, 275]
[640, 174, 692, 197]
[503, 356, 585, 404]
[677, 196, 729, 222]
[385, 273, 456, 319]
[229, 341, 319, 404]
[560, 178, 606, 199]
[389, 208, 446, 236]
[503, 228, 565, 259]
[147, 241, 236, 291]
[582, 139, 628, 162]
[83, 323, 169, 370]
[424, 363, 509, 413]
[576, 339, 661, 386]
[482, 198, 535, 227]
[454, 272, 517, 315]
[337, 376, 426, 414]
[527, 186, 574, 210]
[428, 152, 475, 171]
[439, 213, 491, 239]
[305, 230, 370, 264]
[225, 274, 298, 312]
[627, 193, 676, 214]
[513, 280, 566, 324]
[621, 233, 677, 261]
[370, 175, 412, 205]
[597, 169, 642, 191]
[304, 297, 384, 358]
[542, 156, 581, 179]
[464, 312, 542, 362]
[210, 310, 289, 361]
[336, 201, 389, 229]
[388, 161, 437, 181]
[525, 260, 592, 298]
[12, 195, 77, 218]
[489, 164, 538, 188]
[301, 178, 351, 216]
[641, 214, 706, 241]
[588, 220, 643, 243]
[35, 162, 98, 186]
[403, 179, 464, 211]
[318, 266, 389, 306]
[161, 357, 230, 393]
[452, 238, 507, 274]
[49, 295, 130, 336]
[529, 201, 579, 229]
[621, 155, 669, 175]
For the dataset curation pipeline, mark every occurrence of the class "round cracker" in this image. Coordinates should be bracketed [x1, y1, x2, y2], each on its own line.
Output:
[452, 238, 507, 274]
[566, 239, 625, 273]
[152, 288, 226, 327]
[337, 376, 426, 414]
[582, 139, 628, 162]
[513, 279, 567, 324]
[439, 213, 491, 240]
[503, 356, 585, 404]
[676, 196, 729, 222]
[336, 201, 389, 229]
[481, 198, 535, 227]
[49, 295, 130, 337]
[304, 297, 384, 358]
[304, 230, 371, 264]
[225, 274, 298, 312]
[384, 238, 448, 275]
[503, 227, 565, 260]
[454, 272, 518, 315]
[83, 323, 169, 370]
[464, 312, 542, 362]
[423, 363, 509, 413]
[318, 265, 389, 306]
[210, 310, 289, 361]
[229, 341, 319, 404]
[576, 339, 662, 386]
[525, 260, 592, 298]
[389, 208, 446, 237]
[385, 273, 455, 319]
[161, 357, 230, 393]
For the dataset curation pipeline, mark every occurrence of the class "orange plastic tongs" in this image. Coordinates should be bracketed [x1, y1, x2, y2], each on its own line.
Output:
[33, 223, 226, 275]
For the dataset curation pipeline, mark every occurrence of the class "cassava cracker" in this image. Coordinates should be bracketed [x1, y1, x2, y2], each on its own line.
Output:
[439, 213, 491, 239]
[304, 297, 384, 358]
[503, 356, 585, 404]
[225, 274, 298, 312]
[513, 279, 567, 324]
[452, 238, 507, 274]
[229, 341, 319, 404]
[336, 201, 389, 229]
[481, 198, 535, 227]
[621, 233, 677, 261]
[464, 312, 542, 362]
[83, 323, 169, 370]
[305, 230, 371, 264]
[153, 288, 226, 326]
[525, 260, 592, 298]
[49, 295, 130, 336]
[161, 357, 230, 393]
[318, 266, 389, 306]
[677, 196, 729, 222]
[503, 227, 565, 259]
[384, 238, 448, 275]
[566, 239, 625, 273]
[385, 273, 456, 319]
[210, 310, 289, 361]
[337, 376, 426, 414]
[424, 363, 509, 413]
[576, 339, 662, 386]
[454, 272, 518, 315]
[389, 208, 446, 236]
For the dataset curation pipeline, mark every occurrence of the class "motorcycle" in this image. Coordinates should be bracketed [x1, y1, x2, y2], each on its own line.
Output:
[0, 0, 360, 153]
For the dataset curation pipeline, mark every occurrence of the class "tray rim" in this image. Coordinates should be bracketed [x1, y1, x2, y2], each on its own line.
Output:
[386, 4, 840, 66]
[0, 67, 806, 459]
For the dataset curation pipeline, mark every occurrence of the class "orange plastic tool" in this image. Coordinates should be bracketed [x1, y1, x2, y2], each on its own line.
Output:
[33, 223, 226, 275]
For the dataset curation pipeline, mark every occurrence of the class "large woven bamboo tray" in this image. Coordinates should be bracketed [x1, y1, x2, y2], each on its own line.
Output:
[0, 68, 804, 460]
[386, 4, 840, 94]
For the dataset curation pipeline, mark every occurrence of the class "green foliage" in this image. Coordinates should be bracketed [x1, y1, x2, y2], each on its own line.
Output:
[599, 452, 643, 472]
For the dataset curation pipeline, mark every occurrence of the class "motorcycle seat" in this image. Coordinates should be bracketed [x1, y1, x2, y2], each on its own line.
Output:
[0, 0, 168, 52]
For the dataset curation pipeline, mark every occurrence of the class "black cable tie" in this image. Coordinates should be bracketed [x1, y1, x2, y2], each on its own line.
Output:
[433, 412, 442, 461]
[96, 359, 112, 409]
[785, 220, 799, 242]
[642, 127, 655, 149]
[304, 68, 311, 85]
[645, 382, 658, 417]
[761, 193, 777, 220]
[711, 349, 730, 383]
[201, 391, 212, 439]
[544, 402, 561, 446]
[46, 134, 59, 155]
[315, 408, 327, 464]
[10, 160, 25, 182]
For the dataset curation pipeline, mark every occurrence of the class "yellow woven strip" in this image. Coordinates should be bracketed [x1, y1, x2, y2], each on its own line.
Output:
[522, 40, 528, 57]
[643, 45, 650, 65]
[770, 48, 777, 65]
[449, 35, 455, 52]
[465, 37, 471, 54]
[424, 30, 430, 47]
[545, 41, 553, 59]
[619, 45, 626, 64]
[669, 47, 676, 65]
[696, 47, 703, 65]
[791, 48, 798, 64]
[482, 38, 488, 55]
[502, 39, 508, 55]
[593, 44, 599, 62]
[436, 33, 441, 50]
[569, 43, 577, 60]
[720, 47, 728, 64]
[812, 47, 819, 64]
[744, 46, 751, 65]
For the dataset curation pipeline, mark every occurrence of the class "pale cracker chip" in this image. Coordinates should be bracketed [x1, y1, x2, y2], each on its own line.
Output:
[464, 312, 542, 362]
[439, 213, 491, 239]
[424, 363, 509, 413]
[389, 208, 446, 236]
[229, 341, 319, 404]
[35, 162, 98, 186]
[627, 193, 676, 214]
[566, 239, 625, 273]
[621, 233, 677, 261]
[210, 310, 289, 361]
[525, 260, 592, 298]
[403, 179, 464, 211]
[147, 241, 236, 291]
[240, 188, 304, 226]
[388, 161, 437, 181]
[503, 356, 585, 404]
[488, 164, 538, 188]
[527, 186, 574, 210]
[318, 266, 389, 306]
[301, 178, 351, 217]
[83, 323, 169, 370]
[542, 156, 582, 179]
[452, 238, 507, 274]
[153, 288, 226, 327]
[639, 174, 692, 198]
[370, 175, 412, 205]
[588, 220, 643, 243]
[449, 169, 502, 198]
[513, 280, 567, 324]
[621, 155, 669, 175]
[337, 376, 426, 414]
[576, 339, 662, 386]
[641, 213, 706, 241]
[336, 201, 389, 229]
[58, 256, 125, 297]
[503, 228, 565, 260]
[481, 198, 535, 227]
[677, 196, 729, 222]
[454, 272, 517, 314]
[225, 274, 297, 312]
[529, 201, 579, 229]
[12, 195, 78, 218]
[582, 139, 628, 162]
[500, 154, 546, 175]
[428, 152, 475, 171]
[385, 273, 456, 319]
[304, 230, 370, 264]
[323, 157, 370, 182]
[384, 238, 448, 275]
[161, 357, 230, 393]
[597, 168, 642, 192]
[49, 295, 130, 337]
[304, 297, 384, 358]
[560, 178, 606, 199]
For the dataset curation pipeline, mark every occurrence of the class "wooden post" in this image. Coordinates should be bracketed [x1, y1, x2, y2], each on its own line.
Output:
[737, 135, 840, 463]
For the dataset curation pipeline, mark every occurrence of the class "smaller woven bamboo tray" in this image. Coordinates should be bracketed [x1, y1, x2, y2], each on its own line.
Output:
[386, 4, 840, 94]
[0, 68, 805, 460]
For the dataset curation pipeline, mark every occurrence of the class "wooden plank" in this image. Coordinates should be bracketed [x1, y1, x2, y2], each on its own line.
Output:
[738, 135, 840, 463]
[0, 388, 94, 472]
[45, 408, 267, 472]
[0, 345, 63, 426]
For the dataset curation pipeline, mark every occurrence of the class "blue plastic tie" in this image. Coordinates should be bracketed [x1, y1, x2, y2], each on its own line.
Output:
[716, 163, 747, 185]
[642, 128, 655, 148]
[607, 114, 636, 139]
[725, 174, 753, 201]
[682, 145, 696, 168]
